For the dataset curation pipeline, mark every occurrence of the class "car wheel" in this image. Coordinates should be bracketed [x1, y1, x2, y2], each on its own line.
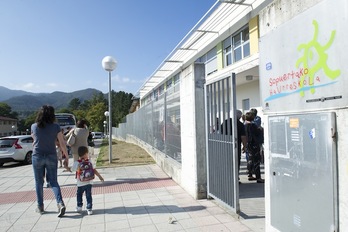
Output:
[24, 151, 33, 165]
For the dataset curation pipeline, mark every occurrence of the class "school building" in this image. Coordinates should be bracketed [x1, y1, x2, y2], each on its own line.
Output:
[114, 0, 347, 231]
[0, 116, 18, 137]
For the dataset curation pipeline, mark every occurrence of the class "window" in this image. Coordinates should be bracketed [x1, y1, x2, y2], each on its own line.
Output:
[242, 99, 250, 112]
[223, 26, 250, 66]
[22, 137, 34, 143]
[166, 79, 172, 89]
[158, 85, 164, 96]
[153, 89, 159, 100]
[223, 39, 232, 66]
[205, 48, 217, 75]
[196, 48, 217, 76]
[174, 73, 180, 85]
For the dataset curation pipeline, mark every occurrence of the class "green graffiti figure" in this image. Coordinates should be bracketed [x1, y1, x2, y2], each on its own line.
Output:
[296, 20, 340, 97]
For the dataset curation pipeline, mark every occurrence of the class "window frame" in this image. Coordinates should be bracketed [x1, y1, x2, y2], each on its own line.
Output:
[223, 25, 250, 67]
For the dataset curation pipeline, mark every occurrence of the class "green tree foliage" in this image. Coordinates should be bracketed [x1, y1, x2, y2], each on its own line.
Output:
[112, 91, 133, 126]
[56, 108, 73, 114]
[1, 91, 133, 134]
[86, 102, 108, 131]
[17, 119, 27, 133]
[23, 112, 37, 131]
[73, 93, 108, 130]
[72, 109, 86, 123]
[68, 98, 81, 111]
[79, 92, 106, 111]
[0, 102, 17, 118]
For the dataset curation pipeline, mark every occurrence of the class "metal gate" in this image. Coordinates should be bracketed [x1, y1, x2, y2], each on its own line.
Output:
[205, 73, 239, 213]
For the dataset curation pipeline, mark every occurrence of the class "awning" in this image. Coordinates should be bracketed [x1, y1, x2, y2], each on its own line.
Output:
[137, 0, 263, 98]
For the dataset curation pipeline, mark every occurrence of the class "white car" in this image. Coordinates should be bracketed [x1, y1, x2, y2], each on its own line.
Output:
[92, 132, 104, 139]
[0, 135, 33, 167]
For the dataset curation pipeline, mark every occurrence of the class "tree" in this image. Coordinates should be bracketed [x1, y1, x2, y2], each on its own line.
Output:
[68, 98, 81, 111]
[0, 102, 14, 117]
[112, 91, 133, 126]
[86, 102, 108, 131]
[23, 112, 37, 131]
[72, 109, 86, 123]
[56, 108, 73, 114]
[0, 102, 19, 121]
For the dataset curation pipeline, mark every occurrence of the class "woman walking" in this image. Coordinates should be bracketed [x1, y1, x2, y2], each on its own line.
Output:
[31, 105, 69, 217]
[66, 119, 89, 162]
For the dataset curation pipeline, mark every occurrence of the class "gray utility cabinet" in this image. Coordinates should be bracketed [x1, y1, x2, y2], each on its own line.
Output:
[269, 112, 337, 232]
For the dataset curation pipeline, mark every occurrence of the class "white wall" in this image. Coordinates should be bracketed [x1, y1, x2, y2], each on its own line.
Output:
[259, 0, 324, 37]
[180, 64, 200, 198]
[236, 80, 261, 109]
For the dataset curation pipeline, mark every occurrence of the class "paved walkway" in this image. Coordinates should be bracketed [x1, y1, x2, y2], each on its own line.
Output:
[0, 142, 264, 232]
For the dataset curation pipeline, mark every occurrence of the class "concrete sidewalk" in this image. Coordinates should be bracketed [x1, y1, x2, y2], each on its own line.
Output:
[0, 143, 264, 232]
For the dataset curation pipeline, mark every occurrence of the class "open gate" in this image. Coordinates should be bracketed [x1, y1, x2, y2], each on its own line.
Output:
[205, 73, 239, 213]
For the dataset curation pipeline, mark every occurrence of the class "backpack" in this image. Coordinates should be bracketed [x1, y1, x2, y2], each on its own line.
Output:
[246, 123, 262, 154]
[76, 159, 95, 182]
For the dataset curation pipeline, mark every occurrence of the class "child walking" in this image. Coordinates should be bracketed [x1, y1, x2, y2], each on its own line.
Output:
[71, 146, 104, 215]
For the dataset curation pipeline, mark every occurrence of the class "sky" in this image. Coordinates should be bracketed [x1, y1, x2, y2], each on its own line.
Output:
[0, 0, 216, 95]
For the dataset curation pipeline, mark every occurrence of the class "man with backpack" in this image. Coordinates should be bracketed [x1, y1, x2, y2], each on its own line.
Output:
[71, 146, 104, 215]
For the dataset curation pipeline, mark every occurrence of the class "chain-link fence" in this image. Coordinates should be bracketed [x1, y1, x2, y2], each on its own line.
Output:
[115, 85, 181, 163]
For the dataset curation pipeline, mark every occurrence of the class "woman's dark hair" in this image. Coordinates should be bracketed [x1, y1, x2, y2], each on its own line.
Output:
[76, 119, 88, 128]
[35, 105, 56, 128]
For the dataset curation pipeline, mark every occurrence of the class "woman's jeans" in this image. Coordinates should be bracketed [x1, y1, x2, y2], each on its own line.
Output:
[32, 154, 64, 207]
[77, 184, 92, 210]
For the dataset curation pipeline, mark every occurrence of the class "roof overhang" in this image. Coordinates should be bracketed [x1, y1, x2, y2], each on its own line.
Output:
[136, 0, 266, 99]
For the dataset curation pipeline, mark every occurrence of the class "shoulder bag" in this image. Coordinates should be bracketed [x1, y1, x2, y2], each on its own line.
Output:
[67, 130, 76, 146]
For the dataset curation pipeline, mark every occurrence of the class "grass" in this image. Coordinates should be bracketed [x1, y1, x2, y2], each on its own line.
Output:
[96, 139, 156, 168]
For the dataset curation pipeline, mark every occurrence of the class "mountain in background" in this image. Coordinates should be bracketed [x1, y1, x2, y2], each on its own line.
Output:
[0, 86, 39, 101]
[0, 86, 103, 117]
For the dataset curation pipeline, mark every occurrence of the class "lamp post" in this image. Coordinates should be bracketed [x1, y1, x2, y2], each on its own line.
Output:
[103, 120, 107, 137]
[11, 125, 16, 136]
[102, 56, 117, 164]
[104, 112, 109, 138]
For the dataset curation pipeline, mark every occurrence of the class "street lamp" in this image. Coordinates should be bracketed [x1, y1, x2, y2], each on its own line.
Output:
[11, 125, 16, 136]
[104, 111, 109, 138]
[102, 56, 117, 164]
[103, 120, 107, 137]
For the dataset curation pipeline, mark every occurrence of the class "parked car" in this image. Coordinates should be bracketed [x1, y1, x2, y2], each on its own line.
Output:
[92, 132, 104, 139]
[0, 135, 33, 167]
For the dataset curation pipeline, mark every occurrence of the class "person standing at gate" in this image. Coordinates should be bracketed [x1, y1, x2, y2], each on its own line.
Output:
[245, 111, 264, 183]
[250, 108, 262, 128]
